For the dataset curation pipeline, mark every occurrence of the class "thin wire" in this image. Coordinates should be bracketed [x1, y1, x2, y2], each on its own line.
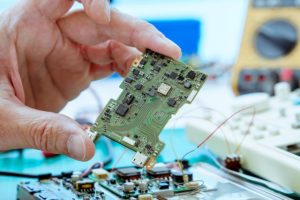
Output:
[181, 106, 252, 161]
[235, 107, 256, 154]
[110, 148, 128, 172]
[81, 162, 103, 178]
[169, 105, 236, 176]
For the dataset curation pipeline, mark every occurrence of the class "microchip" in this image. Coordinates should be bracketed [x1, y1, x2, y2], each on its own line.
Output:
[140, 59, 147, 65]
[169, 72, 178, 79]
[158, 83, 171, 96]
[147, 166, 171, 178]
[133, 69, 140, 76]
[164, 72, 171, 78]
[184, 81, 192, 89]
[75, 180, 94, 193]
[124, 93, 135, 105]
[147, 89, 156, 97]
[201, 74, 207, 81]
[177, 75, 185, 81]
[115, 104, 129, 117]
[116, 167, 141, 181]
[135, 84, 143, 90]
[125, 77, 133, 83]
[154, 66, 161, 72]
[187, 71, 196, 80]
[167, 98, 176, 107]
[151, 60, 156, 66]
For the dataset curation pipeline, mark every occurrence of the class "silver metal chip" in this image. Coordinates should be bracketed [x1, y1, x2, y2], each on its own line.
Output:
[158, 83, 171, 96]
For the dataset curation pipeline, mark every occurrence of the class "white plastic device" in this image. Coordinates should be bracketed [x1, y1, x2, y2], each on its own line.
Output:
[186, 88, 300, 194]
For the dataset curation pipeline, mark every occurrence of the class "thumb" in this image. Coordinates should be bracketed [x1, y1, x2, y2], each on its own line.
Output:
[0, 101, 95, 161]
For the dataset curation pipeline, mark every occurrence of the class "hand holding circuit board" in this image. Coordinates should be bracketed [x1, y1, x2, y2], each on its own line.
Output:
[89, 49, 207, 170]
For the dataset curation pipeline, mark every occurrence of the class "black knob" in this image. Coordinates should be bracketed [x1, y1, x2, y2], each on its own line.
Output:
[254, 19, 298, 59]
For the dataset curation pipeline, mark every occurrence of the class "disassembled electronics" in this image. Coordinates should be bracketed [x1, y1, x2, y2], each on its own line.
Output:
[17, 162, 291, 200]
[90, 49, 207, 169]
[186, 85, 300, 193]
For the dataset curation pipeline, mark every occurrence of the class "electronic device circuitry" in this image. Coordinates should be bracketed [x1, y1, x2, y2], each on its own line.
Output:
[89, 49, 207, 170]
[17, 162, 291, 200]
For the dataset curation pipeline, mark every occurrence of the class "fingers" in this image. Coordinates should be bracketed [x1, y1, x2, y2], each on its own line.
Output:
[34, 0, 75, 20]
[77, 0, 110, 24]
[0, 101, 95, 161]
[59, 9, 182, 59]
[81, 40, 141, 78]
[35, 0, 110, 24]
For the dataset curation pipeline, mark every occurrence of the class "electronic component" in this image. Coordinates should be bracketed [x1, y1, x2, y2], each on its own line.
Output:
[90, 49, 207, 169]
[123, 182, 135, 193]
[116, 167, 141, 181]
[132, 152, 149, 168]
[135, 83, 143, 90]
[224, 154, 242, 171]
[133, 69, 140, 76]
[138, 194, 153, 200]
[186, 70, 196, 80]
[169, 72, 178, 79]
[125, 77, 134, 83]
[171, 171, 193, 184]
[115, 104, 129, 117]
[147, 166, 171, 178]
[167, 98, 176, 107]
[17, 162, 292, 200]
[158, 181, 169, 190]
[157, 83, 171, 96]
[138, 180, 148, 193]
[92, 168, 109, 180]
[75, 180, 94, 193]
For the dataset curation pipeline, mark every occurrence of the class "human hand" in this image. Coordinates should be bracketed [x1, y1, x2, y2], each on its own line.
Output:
[0, 0, 181, 161]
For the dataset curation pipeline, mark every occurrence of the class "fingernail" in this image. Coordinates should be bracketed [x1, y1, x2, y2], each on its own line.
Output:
[67, 135, 86, 160]
[154, 37, 182, 59]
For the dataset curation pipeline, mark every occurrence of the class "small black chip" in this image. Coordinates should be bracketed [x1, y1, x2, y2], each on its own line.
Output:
[162, 62, 168, 67]
[148, 89, 156, 97]
[140, 59, 147, 65]
[184, 81, 192, 89]
[159, 181, 169, 190]
[167, 98, 176, 107]
[164, 72, 171, 78]
[115, 104, 129, 117]
[154, 66, 161, 72]
[147, 166, 171, 178]
[116, 167, 141, 181]
[135, 84, 143, 90]
[133, 69, 140, 76]
[169, 72, 178, 79]
[150, 60, 156, 66]
[201, 74, 207, 81]
[177, 75, 185, 81]
[124, 93, 135, 105]
[125, 77, 133, 83]
[187, 70, 196, 80]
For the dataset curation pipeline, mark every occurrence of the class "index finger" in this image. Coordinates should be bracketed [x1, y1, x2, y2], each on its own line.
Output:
[59, 9, 182, 59]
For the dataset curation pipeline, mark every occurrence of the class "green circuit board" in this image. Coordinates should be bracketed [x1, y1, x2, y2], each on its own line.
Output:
[90, 49, 207, 169]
